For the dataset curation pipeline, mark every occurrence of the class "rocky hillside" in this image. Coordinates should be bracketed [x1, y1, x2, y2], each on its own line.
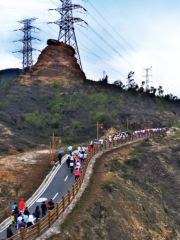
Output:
[48, 128, 180, 240]
[0, 39, 179, 153]
[19, 39, 86, 84]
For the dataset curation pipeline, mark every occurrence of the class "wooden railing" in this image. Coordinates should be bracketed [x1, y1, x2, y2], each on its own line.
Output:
[2, 130, 164, 240]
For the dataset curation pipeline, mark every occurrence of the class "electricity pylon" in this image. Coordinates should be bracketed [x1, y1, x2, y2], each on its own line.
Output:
[143, 66, 152, 90]
[48, 0, 88, 70]
[13, 18, 41, 69]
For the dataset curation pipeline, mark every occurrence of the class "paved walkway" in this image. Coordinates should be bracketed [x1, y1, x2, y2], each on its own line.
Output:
[0, 159, 76, 239]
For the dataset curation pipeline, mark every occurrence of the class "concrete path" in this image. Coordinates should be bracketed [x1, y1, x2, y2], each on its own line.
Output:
[0, 160, 76, 239]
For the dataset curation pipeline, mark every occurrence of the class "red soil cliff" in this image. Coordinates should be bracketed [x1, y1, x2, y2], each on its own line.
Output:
[20, 39, 86, 84]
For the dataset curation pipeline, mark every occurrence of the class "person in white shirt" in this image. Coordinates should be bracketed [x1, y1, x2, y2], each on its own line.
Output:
[77, 145, 82, 152]
[82, 145, 86, 153]
[109, 135, 112, 142]
[27, 213, 36, 227]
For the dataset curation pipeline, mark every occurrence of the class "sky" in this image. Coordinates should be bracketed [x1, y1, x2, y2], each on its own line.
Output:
[1, 0, 180, 97]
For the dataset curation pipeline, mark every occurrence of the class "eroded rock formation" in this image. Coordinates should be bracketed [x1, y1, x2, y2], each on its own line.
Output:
[20, 39, 86, 84]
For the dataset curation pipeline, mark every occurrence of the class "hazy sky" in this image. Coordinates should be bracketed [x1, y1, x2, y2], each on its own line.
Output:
[1, 0, 180, 97]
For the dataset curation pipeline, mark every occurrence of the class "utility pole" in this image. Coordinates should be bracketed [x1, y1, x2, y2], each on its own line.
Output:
[126, 118, 131, 131]
[13, 18, 41, 70]
[103, 71, 106, 79]
[96, 122, 103, 141]
[142, 66, 152, 91]
[50, 133, 61, 164]
[48, 0, 88, 70]
[148, 120, 152, 129]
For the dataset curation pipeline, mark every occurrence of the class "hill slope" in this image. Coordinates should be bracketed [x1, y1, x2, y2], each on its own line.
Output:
[0, 40, 179, 153]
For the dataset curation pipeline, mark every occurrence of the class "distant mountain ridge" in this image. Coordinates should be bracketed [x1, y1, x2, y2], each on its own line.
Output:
[0, 68, 22, 82]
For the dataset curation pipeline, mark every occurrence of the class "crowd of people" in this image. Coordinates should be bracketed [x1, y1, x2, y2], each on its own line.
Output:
[58, 144, 89, 180]
[8, 198, 55, 237]
[98, 127, 167, 144]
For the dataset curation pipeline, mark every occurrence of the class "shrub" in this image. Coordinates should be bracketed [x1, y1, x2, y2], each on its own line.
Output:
[105, 159, 121, 172]
[50, 113, 62, 128]
[71, 121, 81, 129]
[101, 182, 113, 192]
[93, 112, 109, 123]
[50, 82, 64, 91]
[2, 80, 12, 90]
[40, 94, 49, 101]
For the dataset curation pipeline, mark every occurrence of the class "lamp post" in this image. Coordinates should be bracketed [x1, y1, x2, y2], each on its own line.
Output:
[126, 118, 131, 131]
[50, 133, 61, 164]
[96, 122, 103, 141]
[148, 120, 152, 129]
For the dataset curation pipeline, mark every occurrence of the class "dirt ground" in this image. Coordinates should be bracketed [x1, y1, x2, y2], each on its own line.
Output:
[47, 128, 180, 240]
[0, 149, 52, 222]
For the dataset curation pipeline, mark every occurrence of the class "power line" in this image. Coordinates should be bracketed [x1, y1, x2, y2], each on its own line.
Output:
[86, 12, 137, 63]
[87, 1, 137, 54]
[79, 42, 126, 79]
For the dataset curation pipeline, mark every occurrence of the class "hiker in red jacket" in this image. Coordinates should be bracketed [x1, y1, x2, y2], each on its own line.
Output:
[19, 198, 25, 212]
[75, 168, 80, 181]
[88, 145, 91, 152]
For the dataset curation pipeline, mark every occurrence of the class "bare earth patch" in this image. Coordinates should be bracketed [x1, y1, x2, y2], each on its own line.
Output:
[0, 149, 51, 222]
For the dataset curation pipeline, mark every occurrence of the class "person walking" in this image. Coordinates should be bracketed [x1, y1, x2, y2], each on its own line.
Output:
[17, 213, 23, 231]
[27, 213, 36, 227]
[78, 151, 83, 163]
[11, 202, 17, 211]
[35, 206, 41, 222]
[77, 145, 82, 152]
[47, 199, 55, 210]
[23, 207, 30, 224]
[58, 153, 62, 164]
[14, 206, 19, 227]
[41, 201, 47, 218]
[19, 198, 25, 213]
[10, 210, 15, 224]
[66, 155, 70, 168]
[18, 219, 26, 232]
[70, 159, 74, 174]
[75, 168, 80, 181]
[7, 224, 13, 239]
[88, 145, 91, 152]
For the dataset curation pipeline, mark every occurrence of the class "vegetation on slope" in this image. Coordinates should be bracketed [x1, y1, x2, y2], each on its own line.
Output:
[48, 128, 180, 240]
[0, 78, 179, 153]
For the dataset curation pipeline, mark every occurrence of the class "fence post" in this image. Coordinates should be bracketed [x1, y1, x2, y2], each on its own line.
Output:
[100, 143, 102, 151]
[48, 210, 51, 228]
[90, 150, 93, 159]
[68, 190, 71, 205]
[20, 227, 25, 240]
[75, 181, 78, 194]
[72, 184, 75, 198]
[62, 196, 65, 212]
[56, 202, 59, 219]
[104, 141, 106, 151]
[37, 218, 41, 237]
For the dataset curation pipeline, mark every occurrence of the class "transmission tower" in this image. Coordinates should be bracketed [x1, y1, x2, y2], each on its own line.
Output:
[143, 66, 152, 90]
[48, 0, 88, 70]
[13, 18, 41, 69]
